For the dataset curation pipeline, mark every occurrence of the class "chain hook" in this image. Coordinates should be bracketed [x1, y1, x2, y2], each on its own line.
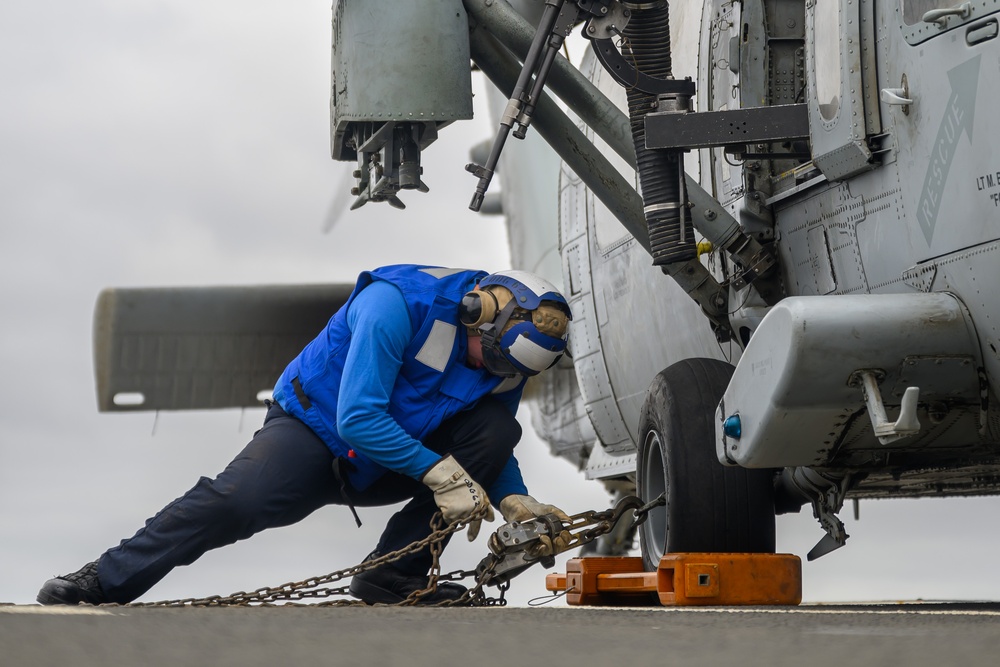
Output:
[628, 492, 666, 530]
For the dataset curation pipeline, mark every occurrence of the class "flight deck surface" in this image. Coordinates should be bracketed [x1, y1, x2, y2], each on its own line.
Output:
[3, 602, 999, 667]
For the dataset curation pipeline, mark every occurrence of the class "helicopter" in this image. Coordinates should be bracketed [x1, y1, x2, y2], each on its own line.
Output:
[94, 0, 1000, 571]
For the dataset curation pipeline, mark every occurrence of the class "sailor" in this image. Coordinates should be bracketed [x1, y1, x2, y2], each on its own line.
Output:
[37, 264, 574, 605]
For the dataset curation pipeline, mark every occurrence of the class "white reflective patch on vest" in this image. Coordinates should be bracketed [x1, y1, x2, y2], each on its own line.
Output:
[491, 376, 524, 394]
[507, 335, 560, 373]
[415, 320, 457, 372]
[419, 267, 468, 279]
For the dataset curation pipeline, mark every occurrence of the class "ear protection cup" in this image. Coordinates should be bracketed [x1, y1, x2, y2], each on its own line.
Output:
[531, 303, 570, 338]
[459, 290, 498, 328]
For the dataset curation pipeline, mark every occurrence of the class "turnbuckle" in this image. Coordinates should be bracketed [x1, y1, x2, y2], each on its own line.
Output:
[476, 494, 648, 587]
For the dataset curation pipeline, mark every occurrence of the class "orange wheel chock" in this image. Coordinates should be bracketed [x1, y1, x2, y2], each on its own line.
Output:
[544, 554, 802, 606]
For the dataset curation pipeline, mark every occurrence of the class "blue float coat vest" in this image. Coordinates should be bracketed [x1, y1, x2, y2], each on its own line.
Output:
[273, 265, 523, 490]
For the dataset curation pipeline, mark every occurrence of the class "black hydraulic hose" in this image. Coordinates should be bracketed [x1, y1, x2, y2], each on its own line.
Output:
[624, 2, 694, 266]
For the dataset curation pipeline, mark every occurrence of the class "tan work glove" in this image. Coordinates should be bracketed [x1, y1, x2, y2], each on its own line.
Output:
[499, 494, 571, 523]
[422, 455, 495, 542]
[499, 494, 573, 557]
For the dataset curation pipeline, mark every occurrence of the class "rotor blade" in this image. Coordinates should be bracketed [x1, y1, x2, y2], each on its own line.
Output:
[94, 284, 354, 411]
[322, 163, 357, 233]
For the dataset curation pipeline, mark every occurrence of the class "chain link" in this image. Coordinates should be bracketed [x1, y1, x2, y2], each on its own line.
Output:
[127, 495, 651, 608]
[128, 507, 502, 608]
[561, 494, 646, 549]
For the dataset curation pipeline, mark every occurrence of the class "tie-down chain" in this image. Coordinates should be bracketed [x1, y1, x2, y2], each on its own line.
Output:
[127, 494, 659, 608]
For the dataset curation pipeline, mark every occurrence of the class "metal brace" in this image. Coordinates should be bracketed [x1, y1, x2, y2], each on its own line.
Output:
[468, 0, 628, 211]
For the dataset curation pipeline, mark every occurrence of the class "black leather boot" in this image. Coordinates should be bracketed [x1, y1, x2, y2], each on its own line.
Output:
[37, 561, 109, 606]
[349, 553, 467, 605]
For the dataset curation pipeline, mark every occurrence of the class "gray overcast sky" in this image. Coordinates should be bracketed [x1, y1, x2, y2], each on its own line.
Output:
[2, 1, 998, 607]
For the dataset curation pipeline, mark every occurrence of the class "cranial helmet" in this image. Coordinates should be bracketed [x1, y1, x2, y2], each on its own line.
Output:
[459, 270, 573, 377]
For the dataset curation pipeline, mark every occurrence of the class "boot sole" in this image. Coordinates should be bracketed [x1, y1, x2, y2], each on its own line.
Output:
[36, 590, 68, 605]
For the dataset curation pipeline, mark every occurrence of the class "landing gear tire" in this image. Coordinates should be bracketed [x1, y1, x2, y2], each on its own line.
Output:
[637, 358, 775, 572]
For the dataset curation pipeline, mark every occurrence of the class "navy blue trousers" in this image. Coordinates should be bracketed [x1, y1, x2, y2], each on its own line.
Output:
[96, 400, 521, 603]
